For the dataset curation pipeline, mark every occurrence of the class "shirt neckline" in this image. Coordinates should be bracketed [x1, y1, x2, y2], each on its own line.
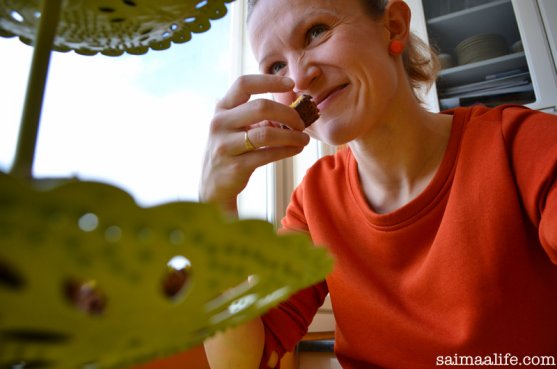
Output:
[346, 108, 468, 230]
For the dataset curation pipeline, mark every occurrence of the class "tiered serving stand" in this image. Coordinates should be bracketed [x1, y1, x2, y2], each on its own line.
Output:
[0, 1, 333, 368]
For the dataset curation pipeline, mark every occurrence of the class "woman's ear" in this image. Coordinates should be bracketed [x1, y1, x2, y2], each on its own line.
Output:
[384, 0, 411, 43]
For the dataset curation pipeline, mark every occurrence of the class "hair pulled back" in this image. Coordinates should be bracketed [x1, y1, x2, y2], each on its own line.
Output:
[247, 0, 440, 103]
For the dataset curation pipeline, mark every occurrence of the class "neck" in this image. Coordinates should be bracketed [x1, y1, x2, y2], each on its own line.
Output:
[349, 100, 453, 214]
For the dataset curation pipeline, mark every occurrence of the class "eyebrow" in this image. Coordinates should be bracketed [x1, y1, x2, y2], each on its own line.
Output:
[257, 8, 338, 70]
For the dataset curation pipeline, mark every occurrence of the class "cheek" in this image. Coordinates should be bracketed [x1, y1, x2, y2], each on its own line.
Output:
[356, 49, 399, 106]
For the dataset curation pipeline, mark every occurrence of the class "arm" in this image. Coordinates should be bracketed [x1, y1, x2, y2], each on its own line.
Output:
[502, 107, 557, 263]
[200, 75, 309, 366]
[539, 182, 557, 263]
[204, 281, 328, 369]
[204, 318, 272, 369]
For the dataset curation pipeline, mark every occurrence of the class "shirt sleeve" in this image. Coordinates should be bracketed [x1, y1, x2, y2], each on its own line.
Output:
[501, 106, 557, 263]
[259, 183, 329, 368]
[539, 181, 557, 263]
[259, 281, 328, 368]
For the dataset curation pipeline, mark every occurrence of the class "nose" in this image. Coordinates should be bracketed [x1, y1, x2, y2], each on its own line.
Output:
[288, 53, 320, 93]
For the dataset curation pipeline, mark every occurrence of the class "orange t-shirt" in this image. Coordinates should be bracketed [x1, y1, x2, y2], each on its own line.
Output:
[261, 105, 557, 368]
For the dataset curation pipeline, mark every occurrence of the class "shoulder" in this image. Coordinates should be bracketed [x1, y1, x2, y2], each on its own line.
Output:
[460, 106, 557, 219]
[452, 104, 557, 130]
[446, 104, 557, 149]
[293, 147, 352, 203]
[282, 148, 352, 231]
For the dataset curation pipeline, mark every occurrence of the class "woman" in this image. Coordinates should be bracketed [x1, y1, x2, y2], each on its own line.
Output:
[201, 0, 557, 367]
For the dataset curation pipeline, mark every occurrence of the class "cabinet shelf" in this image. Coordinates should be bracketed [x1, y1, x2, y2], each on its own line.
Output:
[427, 0, 520, 53]
[415, 0, 557, 111]
[437, 52, 528, 87]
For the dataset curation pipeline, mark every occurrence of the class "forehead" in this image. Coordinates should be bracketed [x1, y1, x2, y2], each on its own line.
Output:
[248, 0, 348, 28]
[247, 0, 362, 57]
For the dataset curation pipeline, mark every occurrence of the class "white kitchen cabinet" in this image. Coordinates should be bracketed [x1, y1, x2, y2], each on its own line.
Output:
[406, 0, 557, 112]
[538, 0, 557, 72]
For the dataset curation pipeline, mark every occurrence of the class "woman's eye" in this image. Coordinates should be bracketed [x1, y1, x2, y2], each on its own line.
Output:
[268, 62, 286, 75]
[306, 24, 328, 44]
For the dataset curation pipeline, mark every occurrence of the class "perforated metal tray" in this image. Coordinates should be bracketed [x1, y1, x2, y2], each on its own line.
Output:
[0, 0, 234, 55]
[0, 1, 334, 367]
[0, 173, 332, 368]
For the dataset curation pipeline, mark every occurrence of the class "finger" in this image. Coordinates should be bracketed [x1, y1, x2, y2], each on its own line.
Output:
[222, 127, 308, 157]
[241, 126, 310, 153]
[240, 145, 306, 170]
[244, 130, 257, 152]
[217, 74, 294, 110]
[223, 98, 305, 132]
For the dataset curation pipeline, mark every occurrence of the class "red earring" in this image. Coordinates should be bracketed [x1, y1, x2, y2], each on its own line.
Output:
[389, 40, 404, 56]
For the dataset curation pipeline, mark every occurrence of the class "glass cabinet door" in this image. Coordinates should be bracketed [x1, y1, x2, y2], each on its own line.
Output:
[418, 0, 557, 112]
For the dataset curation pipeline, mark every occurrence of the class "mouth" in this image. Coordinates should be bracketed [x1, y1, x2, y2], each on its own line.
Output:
[315, 83, 349, 109]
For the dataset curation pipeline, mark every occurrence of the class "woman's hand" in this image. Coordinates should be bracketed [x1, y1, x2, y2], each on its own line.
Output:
[200, 74, 310, 214]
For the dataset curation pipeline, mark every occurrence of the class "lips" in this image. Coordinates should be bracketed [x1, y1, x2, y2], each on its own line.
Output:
[315, 83, 349, 109]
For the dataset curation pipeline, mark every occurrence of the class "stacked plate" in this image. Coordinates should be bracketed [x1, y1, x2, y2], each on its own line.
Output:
[455, 33, 509, 65]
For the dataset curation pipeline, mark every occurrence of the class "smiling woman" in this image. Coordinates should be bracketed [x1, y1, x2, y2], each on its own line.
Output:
[0, 3, 233, 206]
[201, 0, 557, 368]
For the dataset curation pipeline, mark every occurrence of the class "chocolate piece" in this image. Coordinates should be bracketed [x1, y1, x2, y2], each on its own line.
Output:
[290, 94, 319, 127]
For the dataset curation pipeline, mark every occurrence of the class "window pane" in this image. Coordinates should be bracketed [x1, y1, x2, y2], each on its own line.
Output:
[0, 9, 232, 206]
[234, 0, 270, 221]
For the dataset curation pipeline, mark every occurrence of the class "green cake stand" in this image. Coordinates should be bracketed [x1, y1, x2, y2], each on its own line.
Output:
[0, 1, 333, 368]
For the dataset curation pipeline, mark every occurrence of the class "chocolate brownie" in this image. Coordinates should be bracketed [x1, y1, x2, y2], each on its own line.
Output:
[290, 94, 319, 127]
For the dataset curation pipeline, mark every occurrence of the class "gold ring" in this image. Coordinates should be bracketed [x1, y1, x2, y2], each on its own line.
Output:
[244, 130, 257, 151]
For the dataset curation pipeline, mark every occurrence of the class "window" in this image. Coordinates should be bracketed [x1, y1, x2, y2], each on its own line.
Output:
[0, 3, 234, 207]
[0, 0, 326, 224]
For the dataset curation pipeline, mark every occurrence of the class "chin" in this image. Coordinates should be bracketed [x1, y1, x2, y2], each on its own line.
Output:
[310, 118, 355, 147]
[312, 131, 352, 148]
